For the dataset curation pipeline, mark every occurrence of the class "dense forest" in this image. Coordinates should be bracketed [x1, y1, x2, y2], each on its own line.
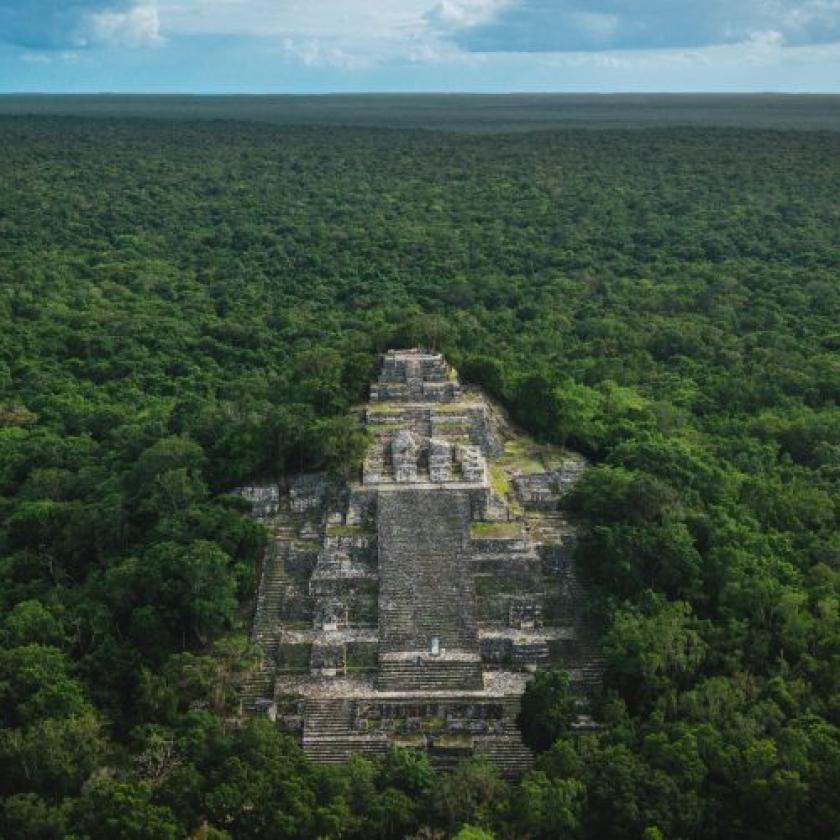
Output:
[3, 94, 840, 133]
[1, 115, 839, 838]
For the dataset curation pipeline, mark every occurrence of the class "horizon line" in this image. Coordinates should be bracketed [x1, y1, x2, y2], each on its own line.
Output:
[2, 90, 839, 97]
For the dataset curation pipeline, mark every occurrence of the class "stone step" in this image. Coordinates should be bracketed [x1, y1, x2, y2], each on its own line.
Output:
[428, 744, 474, 773]
[378, 489, 479, 655]
[302, 737, 391, 764]
[303, 699, 356, 738]
[569, 666, 605, 692]
[240, 667, 275, 714]
[474, 736, 535, 779]
[305, 723, 356, 736]
[377, 660, 484, 691]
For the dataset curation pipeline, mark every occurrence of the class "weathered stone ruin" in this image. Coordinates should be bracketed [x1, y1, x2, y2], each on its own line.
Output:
[240, 349, 602, 776]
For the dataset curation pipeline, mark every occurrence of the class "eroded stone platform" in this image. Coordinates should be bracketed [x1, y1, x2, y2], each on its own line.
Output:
[239, 349, 601, 777]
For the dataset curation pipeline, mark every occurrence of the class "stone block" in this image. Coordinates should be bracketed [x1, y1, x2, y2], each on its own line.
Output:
[236, 483, 280, 520]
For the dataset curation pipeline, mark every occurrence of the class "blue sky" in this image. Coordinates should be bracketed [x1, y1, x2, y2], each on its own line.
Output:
[1, 0, 840, 92]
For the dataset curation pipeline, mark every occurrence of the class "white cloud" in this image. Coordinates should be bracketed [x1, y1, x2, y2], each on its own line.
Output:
[281, 37, 369, 69]
[87, 3, 164, 48]
[160, 0, 431, 42]
[147, 0, 840, 77]
[405, 37, 479, 64]
[427, 0, 514, 29]
[19, 51, 51, 64]
[570, 12, 619, 43]
[533, 29, 840, 77]
[157, 0, 512, 66]
[781, 0, 840, 32]
[744, 29, 785, 64]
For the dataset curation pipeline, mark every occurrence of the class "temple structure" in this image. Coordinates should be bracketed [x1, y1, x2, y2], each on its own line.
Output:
[239, 349, 601, 776]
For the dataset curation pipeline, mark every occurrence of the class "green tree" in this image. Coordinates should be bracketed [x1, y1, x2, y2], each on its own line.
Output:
[0, 713, 105, 798]
[71, 778, 180, 840]
[517, 670, 578, 753]
[431, 758, 506, 833]
[2, 601, 63, 647]
[1, 793, 66, 839]
[0, 644, 90, 727]
[452, 826, 495, 840]
[511, 771, 584, 838]
[604, 596, 707, 710]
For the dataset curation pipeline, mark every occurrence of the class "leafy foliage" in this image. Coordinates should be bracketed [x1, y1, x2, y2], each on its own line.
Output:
[0, 115, 838, 837]
[518, 670, 578, 752]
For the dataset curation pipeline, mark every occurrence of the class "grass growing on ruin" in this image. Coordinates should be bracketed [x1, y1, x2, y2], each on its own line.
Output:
[498, 438, 571, 475]
[275, 643, 312, 672]
[499, 439, 550, 474]
[432, 399, 480, 412]
[393, 736, 426, 748]
[471, 521, 523, 539]
[369, 422, 403, 434]
[367, 404, 403, 415]
[435, 734, 474, 748]
[490, 465, 510, 498]
[345, 643, 378, 671]
[325, 524, 369, 538]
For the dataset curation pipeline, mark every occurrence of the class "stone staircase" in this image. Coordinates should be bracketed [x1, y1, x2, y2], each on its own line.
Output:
[303, 737, 392, 764]
[367, 406, 433, 440]
[529, 511, 575, 545]
[533, 512, 586, 629]
[377, 488, 484, 691]
[569, 637, 606, 695]
[363, 442, 387, 484]
[251, 538, 292, 660]
[473, 699, 535, 777]
[428, 742, 475, 772]
[474, 736, 535, 778]
[240, 664, 275, 715]
[377, 657, 484, 691]
[302, 698, 389, 763]
[378, 489, 477, 652]
[397, 407, 434, 440]
[242, 510, 297, 714]
[303, 698, 355, 737]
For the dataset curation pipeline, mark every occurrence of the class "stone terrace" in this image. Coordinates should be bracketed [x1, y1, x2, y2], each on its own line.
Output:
[239, 350, 601, 777]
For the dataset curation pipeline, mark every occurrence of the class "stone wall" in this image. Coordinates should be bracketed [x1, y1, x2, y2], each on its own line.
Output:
[236, 483, 280, 521]
[371, 349, 462, 403]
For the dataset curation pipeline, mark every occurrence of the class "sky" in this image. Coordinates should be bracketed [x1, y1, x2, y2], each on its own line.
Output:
[1, 0, 840, 93]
